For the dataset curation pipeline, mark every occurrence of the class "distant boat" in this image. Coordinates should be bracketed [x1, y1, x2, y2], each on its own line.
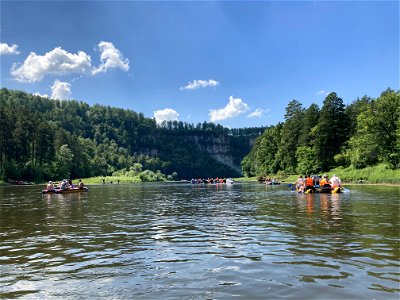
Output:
[265, 181, 280, 185]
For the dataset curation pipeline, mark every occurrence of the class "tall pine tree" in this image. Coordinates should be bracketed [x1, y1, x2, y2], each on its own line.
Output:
[314, 92, 349, 171]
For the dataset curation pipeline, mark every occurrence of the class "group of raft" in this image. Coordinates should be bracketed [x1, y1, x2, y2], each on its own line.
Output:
[191, 178, 234, 185]
[42, 179, 88, 194]
[292, 174, 343, 194]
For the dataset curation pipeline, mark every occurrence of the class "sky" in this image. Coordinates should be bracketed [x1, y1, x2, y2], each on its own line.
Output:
[1, 1, 399, 128]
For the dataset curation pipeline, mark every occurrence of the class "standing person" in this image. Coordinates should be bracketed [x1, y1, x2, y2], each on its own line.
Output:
[330, 174, 342, 189]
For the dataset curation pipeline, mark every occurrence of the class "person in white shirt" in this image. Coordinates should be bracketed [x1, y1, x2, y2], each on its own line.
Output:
[329, 174, 342, 188]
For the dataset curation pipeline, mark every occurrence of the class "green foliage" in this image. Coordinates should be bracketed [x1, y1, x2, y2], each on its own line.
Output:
[313, 92, 350, 171]
[295, 146, 316, 174]
[54, 144, 74, 179]
[348, 90, 400, 169]
[277, 100, 304, 172]
[241, 124, 281, 176]
[242, 88, 399, 179]
[0, 88, 261, 182]
[330, 164, 400, 184]
[139, 170, 166, 182]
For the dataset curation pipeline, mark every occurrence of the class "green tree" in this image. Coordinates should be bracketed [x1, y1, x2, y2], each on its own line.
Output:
[298, 103, 319, 147]
[314, 92, 349, 171]
[277, 100, 304, 172]
[296, 146, 317, 174]
[54, 144, 74, 179]
[349, 91, 400, 168]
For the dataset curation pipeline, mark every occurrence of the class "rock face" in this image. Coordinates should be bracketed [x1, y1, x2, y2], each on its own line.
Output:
[186, 134, 251, 174]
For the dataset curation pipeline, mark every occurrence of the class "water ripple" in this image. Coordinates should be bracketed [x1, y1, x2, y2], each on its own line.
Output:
[0, 183, 399, 298]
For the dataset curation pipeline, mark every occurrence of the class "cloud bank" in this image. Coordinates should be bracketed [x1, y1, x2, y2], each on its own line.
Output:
[154, 108, 179, 124]
[180, 79, 219, 90]
[209, 96, 249, 122]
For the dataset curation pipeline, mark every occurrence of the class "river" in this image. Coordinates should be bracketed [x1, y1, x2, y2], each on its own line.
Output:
[0, 183, 399, 299]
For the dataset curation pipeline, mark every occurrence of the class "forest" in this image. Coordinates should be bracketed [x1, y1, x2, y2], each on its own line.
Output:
[0, 88, 263, 182]
[1, 88, 398, 183]
[241, 88, 400, 178]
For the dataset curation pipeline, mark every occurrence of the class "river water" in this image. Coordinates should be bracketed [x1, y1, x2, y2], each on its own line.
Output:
[0, 183, 399, 299]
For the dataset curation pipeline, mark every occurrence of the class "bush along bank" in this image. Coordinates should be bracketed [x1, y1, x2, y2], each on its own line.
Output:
[328, 164, 400, 185]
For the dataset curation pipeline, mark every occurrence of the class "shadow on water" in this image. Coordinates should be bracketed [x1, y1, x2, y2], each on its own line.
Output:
[0, 183, 399, 298]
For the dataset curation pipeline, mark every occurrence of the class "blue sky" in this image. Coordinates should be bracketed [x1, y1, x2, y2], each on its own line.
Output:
[1, 1, 398, 128]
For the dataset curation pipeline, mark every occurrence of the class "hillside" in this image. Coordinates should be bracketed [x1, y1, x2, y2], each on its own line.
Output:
[0, 88, 264, 182]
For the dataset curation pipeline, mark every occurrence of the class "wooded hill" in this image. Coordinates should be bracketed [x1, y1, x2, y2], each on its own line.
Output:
[0, 88, 264, 182]
[241, 88, 400, 177]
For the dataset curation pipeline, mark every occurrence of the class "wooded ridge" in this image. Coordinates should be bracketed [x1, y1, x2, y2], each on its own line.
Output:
[0, 88, 263, 182]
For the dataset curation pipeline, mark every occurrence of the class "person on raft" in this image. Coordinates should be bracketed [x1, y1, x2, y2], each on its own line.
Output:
[60, 179, 69, 190]
[78, 179, 85, 189]
[319, 175, 331, 187]
[296, 175, 305, 192]
[304, 175, 316, 193]
[329, 174, 342, 189]
[46, 181, 55, 191]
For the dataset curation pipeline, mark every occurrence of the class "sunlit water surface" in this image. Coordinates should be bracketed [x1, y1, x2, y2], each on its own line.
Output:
[0, 183, 399, 299]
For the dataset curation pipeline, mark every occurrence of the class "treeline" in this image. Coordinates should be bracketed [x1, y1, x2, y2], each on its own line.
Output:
[241, 88, 400, 177]
[0, 88, 263, 182]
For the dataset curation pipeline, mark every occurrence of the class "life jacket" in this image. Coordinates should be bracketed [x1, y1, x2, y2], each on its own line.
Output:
[306, 177, 313, 187]
[320, 179, 330, 186]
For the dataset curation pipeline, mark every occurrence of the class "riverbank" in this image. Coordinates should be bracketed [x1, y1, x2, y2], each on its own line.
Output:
[236, 164, 400, 185]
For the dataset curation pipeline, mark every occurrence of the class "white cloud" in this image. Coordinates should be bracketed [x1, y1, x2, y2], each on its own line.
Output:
[51, 80, 72, 100]
[247, 108, 266, 118]
[11, 47, 92, 82]
[154, 108, 179, 124]
[0, 43, 20, 55]
[92, 41, 129, 75]
[10, 41, 129, 82]
[180, 79, 219, 90]
[33, 92, 49, 98]
[209, 96, 249, 122]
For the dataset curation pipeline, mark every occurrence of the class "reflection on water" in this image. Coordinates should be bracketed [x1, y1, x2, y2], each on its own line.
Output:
[0, 183, 399, 298]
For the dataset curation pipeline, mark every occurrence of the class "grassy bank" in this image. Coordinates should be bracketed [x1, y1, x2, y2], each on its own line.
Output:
[329, 164, 399, 184]
[237, 164, 400, 185]
[80, 176, 146, 184]
[233, 176, 258, 182]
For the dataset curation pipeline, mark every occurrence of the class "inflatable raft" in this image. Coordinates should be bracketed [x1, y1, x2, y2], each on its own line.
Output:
[42, 187, 89, 194]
